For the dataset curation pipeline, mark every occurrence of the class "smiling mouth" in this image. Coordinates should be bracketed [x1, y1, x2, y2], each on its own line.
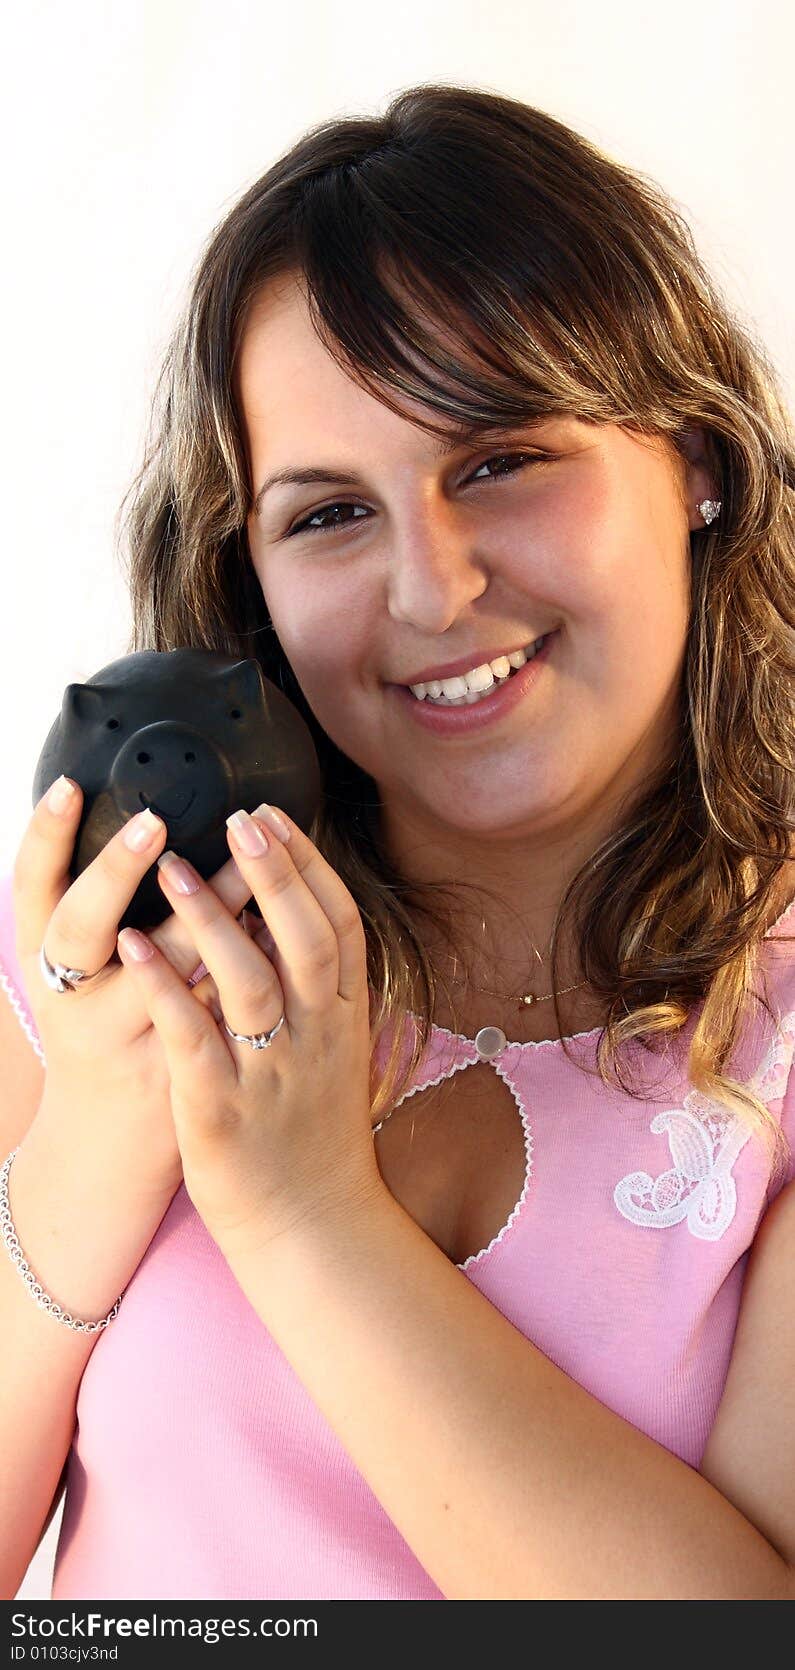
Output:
[389, 628, 559, 733]
[142, 789, 196, 821]
[401, 635, 552, 704]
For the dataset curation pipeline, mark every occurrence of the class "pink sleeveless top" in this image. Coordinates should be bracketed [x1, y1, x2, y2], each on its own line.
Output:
[1, 870, 794, 1601]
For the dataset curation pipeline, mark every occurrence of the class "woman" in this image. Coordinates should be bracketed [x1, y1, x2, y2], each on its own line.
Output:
[2, 84, 794, 1601]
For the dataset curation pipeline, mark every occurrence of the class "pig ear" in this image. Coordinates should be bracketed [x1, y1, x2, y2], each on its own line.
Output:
[219, 660, 264, 707]
[63, 683, 109, 723]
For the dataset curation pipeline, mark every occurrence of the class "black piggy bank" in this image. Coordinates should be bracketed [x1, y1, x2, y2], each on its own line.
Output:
[32, 648, 323, 933]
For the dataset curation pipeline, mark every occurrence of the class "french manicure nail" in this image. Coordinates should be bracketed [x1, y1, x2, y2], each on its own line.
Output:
[156, 850, 200, 894]
[226, 808, 269, 855]
[253, 802, 291, 842]
[46, 775, 77, 814]
[124, 808, 165, 852]
[118, 927, 155, 961]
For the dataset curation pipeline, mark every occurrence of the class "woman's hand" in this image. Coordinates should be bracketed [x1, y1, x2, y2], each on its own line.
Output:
[115, 803, 385, 1265]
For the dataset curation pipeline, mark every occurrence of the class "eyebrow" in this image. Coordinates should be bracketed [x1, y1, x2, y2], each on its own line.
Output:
[252, 423, 539, 517]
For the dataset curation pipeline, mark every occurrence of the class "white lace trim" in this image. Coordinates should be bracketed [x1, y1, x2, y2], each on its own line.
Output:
[0, 960, 46, 1065]
[384, 1045, 534, 1272]
[407, 1013, 605, 1051]
[613, 1005, 795, 1242]
[749, 1000, 795, 1099]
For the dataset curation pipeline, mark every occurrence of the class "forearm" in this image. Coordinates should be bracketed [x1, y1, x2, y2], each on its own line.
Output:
[225, 1186, 793, 1601]
[0, 1130, 158, 1597]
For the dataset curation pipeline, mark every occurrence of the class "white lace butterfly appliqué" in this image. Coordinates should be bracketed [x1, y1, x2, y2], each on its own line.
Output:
[613, 1010, 795, 1241]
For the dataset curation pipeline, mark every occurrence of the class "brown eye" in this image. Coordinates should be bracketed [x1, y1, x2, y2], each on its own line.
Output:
[466, 451, 545, 484]
[286, 450, 549, 539]
[289, 502, 370, 538]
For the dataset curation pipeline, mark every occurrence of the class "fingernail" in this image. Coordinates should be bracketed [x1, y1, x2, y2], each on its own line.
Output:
[253, 803, 291, 843]
[123, 808, 165, 852]
[156, 850, 200, 894]
[46, 776, 77, 814]
[226, 807, 269, 855]
[118, 927, 154, 962]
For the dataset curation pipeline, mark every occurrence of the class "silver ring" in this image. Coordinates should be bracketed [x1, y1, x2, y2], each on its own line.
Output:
[222, 1011, 286, 1050]
[39, 944, 105, 993]
[41, 910, 283, 1053]
[220, 909, 286, 1049]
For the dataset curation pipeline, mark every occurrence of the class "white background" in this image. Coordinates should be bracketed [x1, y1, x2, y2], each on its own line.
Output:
[3, 0, 792, 1602]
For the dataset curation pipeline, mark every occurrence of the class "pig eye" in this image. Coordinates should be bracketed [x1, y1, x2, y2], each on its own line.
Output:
[102, 712, 243, 728]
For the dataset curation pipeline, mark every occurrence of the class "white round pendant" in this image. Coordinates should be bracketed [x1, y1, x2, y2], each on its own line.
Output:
[474, 1025, 507, 1060]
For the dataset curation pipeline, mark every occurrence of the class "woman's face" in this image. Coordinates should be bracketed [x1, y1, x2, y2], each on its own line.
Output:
[238, 274, 716, 872]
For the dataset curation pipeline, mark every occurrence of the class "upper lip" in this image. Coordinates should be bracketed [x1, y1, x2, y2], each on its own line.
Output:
[391, 635, 551, 687]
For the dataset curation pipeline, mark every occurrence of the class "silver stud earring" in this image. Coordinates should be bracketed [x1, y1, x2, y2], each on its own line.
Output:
[697, 498, 722, 525]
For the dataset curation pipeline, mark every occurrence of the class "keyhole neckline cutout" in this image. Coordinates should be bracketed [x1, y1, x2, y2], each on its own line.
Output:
[456, 1054, 533, 1271]
[380, 1049, 534, 1275]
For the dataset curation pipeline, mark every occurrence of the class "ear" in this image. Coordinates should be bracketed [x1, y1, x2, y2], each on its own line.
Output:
[678, 426, 721, 531]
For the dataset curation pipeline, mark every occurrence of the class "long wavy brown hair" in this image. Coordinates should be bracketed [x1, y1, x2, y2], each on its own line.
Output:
[117, 84, 795, 1184]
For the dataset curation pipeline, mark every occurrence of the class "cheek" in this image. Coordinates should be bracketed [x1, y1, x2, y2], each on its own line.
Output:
[264, 580, 374, 717]
[524, 470, 689, 648]
[606, 516, 691, 676]
[579, 571, 689, 753]
[522, 496, 690, 734]
[503, 471, 620, 608]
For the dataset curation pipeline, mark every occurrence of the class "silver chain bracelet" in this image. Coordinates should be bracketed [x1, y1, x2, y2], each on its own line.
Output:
[0, 1147, 124, 1334]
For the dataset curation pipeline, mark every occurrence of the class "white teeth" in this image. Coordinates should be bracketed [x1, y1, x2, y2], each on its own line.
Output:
[409, 638, 546, 704]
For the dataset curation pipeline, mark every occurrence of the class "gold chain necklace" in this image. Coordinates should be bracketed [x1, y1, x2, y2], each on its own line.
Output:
[459, 976, 590, 1010]
[440, 942, 590, 1009]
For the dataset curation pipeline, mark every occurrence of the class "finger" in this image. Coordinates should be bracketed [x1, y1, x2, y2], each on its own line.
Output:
[224, 805, 367, 1009]
[14, 784, 167, 981]
[149, 861, 256, 985]
[13, 779, 91, 962]
[188, 911, 272, 1026]
[14, 778, 257, 998]
[155, 850, 286, 1042]
[115, 926, 236, 1120]
[247, 913, 278, 962]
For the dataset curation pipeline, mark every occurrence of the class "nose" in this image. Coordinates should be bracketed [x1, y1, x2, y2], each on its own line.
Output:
[385, 498, 488, 633]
